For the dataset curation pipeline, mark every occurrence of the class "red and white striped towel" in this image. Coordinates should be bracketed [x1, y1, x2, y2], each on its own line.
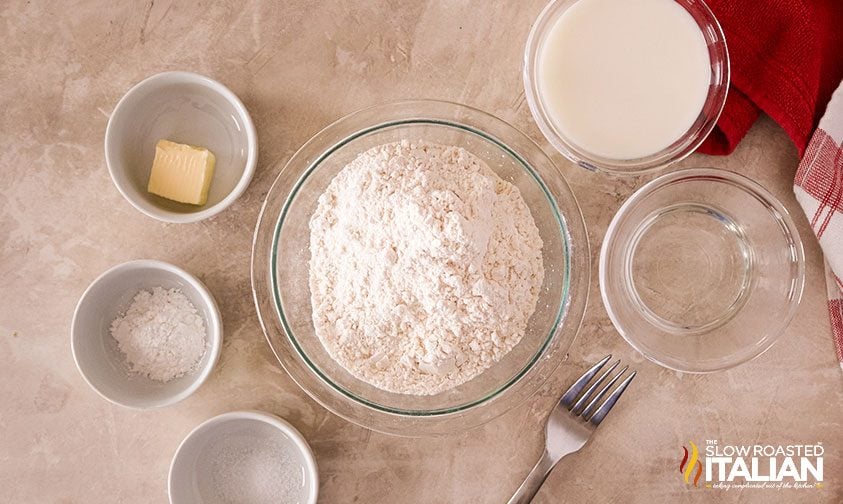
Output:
[794, 80, 843, 370]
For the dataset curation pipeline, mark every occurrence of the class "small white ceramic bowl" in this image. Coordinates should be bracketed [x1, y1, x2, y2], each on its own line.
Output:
[169, 411, 319, 504]
[71, 259, 222, 409]
[105, 71, 258, 223]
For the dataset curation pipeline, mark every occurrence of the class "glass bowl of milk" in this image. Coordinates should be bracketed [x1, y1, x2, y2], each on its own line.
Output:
[524, 0, 729, 175]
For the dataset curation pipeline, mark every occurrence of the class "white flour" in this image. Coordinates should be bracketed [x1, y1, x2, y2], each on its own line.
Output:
[110, 287, 207, 382]
[309, 140, 544, 395]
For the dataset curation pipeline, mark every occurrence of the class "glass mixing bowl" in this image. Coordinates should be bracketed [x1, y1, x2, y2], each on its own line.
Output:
[600, 168, 805, 372]
[523, 0, 729, 175]
[251, 100, 589, 436]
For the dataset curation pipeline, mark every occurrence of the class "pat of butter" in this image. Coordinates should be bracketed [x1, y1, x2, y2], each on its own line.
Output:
[147, 139, 216, 206]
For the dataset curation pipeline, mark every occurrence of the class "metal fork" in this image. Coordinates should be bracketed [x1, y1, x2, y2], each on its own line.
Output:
[507, 355, 636, 504]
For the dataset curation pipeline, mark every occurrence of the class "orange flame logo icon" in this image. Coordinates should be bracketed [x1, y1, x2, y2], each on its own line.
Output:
[680, 441, 703, 487]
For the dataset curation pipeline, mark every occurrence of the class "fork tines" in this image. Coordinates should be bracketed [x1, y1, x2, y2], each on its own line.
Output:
[560, 354, 636, 426]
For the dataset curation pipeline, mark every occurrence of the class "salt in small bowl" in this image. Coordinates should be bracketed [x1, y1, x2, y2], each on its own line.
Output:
[169, 411, 318, 504]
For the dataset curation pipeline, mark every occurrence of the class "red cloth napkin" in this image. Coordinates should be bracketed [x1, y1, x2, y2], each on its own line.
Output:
[699, 0, 843, 370]
[698, 0, 843, 156]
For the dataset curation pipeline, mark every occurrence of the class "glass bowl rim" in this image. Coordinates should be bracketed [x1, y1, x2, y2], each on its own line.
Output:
[522, 0, 730, 175]
[251, 99, 590, 434]
[599, 167, 806, 373]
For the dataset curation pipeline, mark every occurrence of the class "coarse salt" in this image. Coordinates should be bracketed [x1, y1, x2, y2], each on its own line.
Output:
[201, 434, 306, 504]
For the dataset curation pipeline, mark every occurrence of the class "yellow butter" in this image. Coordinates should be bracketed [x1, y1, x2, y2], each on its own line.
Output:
[147, 139, 216, 206]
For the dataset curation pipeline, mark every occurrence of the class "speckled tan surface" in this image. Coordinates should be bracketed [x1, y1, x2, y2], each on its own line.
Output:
[2, 1, 841, 502]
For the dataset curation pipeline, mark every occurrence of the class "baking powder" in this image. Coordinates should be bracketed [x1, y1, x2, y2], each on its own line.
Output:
[110, 287, 207, 382]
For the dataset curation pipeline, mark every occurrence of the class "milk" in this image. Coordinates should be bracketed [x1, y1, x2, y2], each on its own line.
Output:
[538, 0, 712, 160]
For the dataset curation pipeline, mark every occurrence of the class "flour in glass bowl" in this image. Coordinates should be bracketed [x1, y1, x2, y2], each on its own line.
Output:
[309, 140, 544, 395]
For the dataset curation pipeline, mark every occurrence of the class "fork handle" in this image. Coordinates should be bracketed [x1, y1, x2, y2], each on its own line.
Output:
[507, 450, 557, 504]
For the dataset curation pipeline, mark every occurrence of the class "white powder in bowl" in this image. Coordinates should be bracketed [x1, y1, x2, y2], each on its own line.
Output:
[200, 434, 306, 504]
[109, 287, 207, 382]
[309, 140, 544, 395]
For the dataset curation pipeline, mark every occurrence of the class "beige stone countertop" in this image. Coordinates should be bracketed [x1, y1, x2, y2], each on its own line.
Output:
[2, 1, 841, 502]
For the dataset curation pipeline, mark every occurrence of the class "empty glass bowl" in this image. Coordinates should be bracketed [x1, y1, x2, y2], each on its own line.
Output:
[251, 100, 589, 436]
[523, 0, 729, 175]
[600, 168, 805, 372]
